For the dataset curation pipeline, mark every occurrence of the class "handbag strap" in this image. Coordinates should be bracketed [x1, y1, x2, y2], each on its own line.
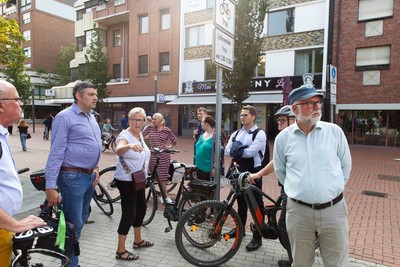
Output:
[119, 133, 145, 174]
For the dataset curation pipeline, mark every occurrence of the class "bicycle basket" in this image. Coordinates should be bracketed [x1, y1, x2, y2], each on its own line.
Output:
[188, 180, 217, 193]
[29, 169, 46, 191]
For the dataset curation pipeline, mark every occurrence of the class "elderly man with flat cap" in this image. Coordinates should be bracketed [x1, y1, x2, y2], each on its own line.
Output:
[273, 76, 352, 267]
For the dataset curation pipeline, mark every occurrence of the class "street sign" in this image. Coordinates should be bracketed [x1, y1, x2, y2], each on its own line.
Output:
[330, 93, 337, 104]
[330, 65, 337, 84]
[330, 83, 337, 94]
[214, 0, 236, 36]
[212, 28, 234, 70]
[157, 94, 165, 103]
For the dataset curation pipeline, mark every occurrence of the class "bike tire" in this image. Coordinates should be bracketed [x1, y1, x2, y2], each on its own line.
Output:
[110, 139, 117, 153]
[93, 183, 114, 216]
[101, 142, 107, 152]
[177, 190, 211, 216]
[99, 166, 120, 202]
[142, 181, 157, 226]
[175, 200, 243, 267]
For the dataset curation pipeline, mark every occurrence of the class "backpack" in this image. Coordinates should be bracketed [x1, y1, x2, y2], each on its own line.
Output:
[231, 128, 270, 169]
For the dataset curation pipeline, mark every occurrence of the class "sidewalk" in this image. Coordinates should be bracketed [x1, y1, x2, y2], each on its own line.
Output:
[12, 124, 399, 266]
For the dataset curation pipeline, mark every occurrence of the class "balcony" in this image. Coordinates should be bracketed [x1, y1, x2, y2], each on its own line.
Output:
[93, 0, 129, 26]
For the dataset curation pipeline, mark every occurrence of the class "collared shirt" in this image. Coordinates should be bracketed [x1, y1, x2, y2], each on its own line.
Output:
[225, 125, 266, 167]
[114, 130, 150, 181]
[45, 103, 102, 189]
[273, 120, 352, 204]
[0, 125, 22, 216]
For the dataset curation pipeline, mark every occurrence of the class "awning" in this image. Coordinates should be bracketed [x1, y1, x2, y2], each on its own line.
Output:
[167, 95, 233, 105]
[243, 93, 283, 104]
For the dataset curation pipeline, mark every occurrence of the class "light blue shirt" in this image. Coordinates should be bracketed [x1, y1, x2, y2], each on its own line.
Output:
[225, 125, 266, 168]
[273, 120, 352, 204]
[114, 130, 150, 181]
[45, 103, 102, 189]
[0, 125, 22, 216]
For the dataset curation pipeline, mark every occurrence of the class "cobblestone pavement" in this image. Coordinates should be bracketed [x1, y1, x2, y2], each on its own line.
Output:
[12, 124, 399, 266]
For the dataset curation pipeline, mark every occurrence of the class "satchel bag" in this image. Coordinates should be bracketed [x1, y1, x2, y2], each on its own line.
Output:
[131, 169, 146, 191]
[27, 133, 32, 139]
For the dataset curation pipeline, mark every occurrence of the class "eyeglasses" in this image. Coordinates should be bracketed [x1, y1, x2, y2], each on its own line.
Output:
[129, 118, 144, 123]
[0, 97, 22, 102]
[295, 100, 322, 108]
[276, 118, 288, 124]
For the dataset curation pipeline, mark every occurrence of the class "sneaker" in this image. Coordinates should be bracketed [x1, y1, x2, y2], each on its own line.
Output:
[159, 197, 174, 204]
[278, 259, 291, 267]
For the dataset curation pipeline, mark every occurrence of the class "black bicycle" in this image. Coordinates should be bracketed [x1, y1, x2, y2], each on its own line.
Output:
[142, 148, 216, 232]
[101, 130, 118, 153]
[175, 163, 282, 267]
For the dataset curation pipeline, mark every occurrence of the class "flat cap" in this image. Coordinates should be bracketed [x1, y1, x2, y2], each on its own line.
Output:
[289, 86, 323, 105]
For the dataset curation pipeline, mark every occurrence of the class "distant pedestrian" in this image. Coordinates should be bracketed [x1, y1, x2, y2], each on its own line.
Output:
[43, 113, 53, 140]
[17, 119, 29, 151]
[193, 107, 207, 163]
[121, 114, 128, 130]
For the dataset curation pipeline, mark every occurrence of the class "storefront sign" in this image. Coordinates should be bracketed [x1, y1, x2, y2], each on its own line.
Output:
[182, 74, 322, 94]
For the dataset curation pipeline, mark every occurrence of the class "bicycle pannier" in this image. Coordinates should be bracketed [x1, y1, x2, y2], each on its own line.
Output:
[132, 170, 146, 191]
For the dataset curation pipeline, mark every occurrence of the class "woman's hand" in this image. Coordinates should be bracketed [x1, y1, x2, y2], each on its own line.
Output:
[130, 143, 144, 152]
[247, 173, 260, 184]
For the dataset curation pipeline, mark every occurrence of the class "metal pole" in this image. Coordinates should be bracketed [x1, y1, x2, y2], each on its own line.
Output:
[214, 66, 223, 201]
[31, 88, 35, 133]
[153, 73, 158, 113]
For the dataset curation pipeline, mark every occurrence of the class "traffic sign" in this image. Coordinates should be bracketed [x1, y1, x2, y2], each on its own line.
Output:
[330, 65, 337, 84]
[157, 94, 165, 103]
[214, 0, 235, 36]
[212, 28, 234, 70]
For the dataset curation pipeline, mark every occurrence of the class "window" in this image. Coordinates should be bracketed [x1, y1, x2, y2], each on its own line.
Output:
[113, 30, 121, 46]
[160, 9, 170, 30]
[85, 29, 107, 47]
[268, 8, 294, 36]
[255, 55, 266, 77]
[6, 0, 16, 8]
[77, 9, 85, 20]
[139, 14, 149, 34]
[23, 47, 31, 58]
[77, 36, 85, 52]
[113, 64, 121, 79]
[138, 55, 148, 74]
[294, 48, 323, 75]
[186, 25, 205, 47]
[159, 52, 170, 72]
[23, 30, 31, 41]
[205, 60, 216, 80]
[356, 46, 390, 70]
[358, 0, 393, 21]
[22, 12, 30, 24]
[207, 0, 214, 8]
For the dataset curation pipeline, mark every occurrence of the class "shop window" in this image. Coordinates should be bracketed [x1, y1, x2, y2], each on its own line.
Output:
[356, 46, 390, 71]
[138, 55, 148, 74]
[294, 48, 323, 75]
[358, 0, 393, 21]
[139, 14, 149, 34]
[267, 8, 294, 36]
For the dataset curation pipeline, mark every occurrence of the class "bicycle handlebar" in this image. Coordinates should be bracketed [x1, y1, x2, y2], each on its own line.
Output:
[18, 168, 30, 174]
[151, 148, 180, 154]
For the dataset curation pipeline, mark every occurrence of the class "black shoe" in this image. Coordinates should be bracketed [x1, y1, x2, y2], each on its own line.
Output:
[278, 259, 291, 267]
[245, 238, 262, 251]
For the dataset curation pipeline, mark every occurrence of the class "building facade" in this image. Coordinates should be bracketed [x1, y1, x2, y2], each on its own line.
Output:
[333, 0, 400, 146]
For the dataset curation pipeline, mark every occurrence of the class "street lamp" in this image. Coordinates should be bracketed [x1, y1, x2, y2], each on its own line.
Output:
[153, 72, 158, 113]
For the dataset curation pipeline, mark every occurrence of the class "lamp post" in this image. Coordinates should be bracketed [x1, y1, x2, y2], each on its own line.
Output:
[153, 72, 158, 113]
[31, 88, 35, 133]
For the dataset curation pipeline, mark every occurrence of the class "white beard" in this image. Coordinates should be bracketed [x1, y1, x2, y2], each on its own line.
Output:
[297, 110, 322, 126]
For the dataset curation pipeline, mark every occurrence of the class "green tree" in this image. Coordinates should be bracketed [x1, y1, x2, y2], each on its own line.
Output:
[223, 0, 267, 108]
[79, 27, 111, 102]
[56, 44, 76, 85]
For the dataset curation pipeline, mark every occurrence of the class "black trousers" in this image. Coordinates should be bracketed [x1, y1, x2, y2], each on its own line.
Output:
[278, 186, 293, 263]
[116, 180, 146, 235]
[236, 168, 264, 241]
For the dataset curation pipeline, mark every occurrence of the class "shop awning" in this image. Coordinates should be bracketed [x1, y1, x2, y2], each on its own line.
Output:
[243, 93, 283, 104]
[167, 95, 233, 105]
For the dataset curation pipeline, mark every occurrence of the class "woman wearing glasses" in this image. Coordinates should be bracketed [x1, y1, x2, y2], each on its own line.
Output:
[113, 107, 153, 261]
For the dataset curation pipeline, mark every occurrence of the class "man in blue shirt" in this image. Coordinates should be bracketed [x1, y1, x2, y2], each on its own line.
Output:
[0, 80, 46, 266]
[45, 81, 102, 267]
[274, 84, 352, 267]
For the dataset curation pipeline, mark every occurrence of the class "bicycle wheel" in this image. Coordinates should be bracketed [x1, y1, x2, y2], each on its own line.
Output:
[175, 200, 243, 267]
[110, 138, 117, 153]
[142, 181, 157, 226]
[177, 190, 210, 216]
[99, 166, 120, 202]
[101, 141, 107, 152]
[93, 183, 114, 216]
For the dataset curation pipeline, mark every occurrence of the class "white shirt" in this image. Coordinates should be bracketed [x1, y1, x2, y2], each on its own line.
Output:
[273, 120, 352, 204]
[114, 129, 150, 181]
[0, 125, 23, 216]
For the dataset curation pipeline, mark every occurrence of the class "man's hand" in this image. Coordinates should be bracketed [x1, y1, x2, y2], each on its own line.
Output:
[93, 169, 100, 187]
[45, 189, 61, 207]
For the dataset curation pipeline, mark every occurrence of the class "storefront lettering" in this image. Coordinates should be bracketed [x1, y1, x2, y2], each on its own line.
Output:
[197, 82, 213, 91]
[254, 79, 271, 88]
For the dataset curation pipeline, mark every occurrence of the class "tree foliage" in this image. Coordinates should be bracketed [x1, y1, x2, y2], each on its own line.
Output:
[223, 0, 268, 107]
[79, 27, 111, 102]
[55, 44, 76, 85]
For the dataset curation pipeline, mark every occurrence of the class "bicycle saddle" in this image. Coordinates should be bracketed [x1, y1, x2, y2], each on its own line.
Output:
[13, 225, 54, 250]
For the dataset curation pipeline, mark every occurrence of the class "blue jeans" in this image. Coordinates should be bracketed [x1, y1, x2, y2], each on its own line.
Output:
[57, 171, 95, 267]
[20, 133, 27, 151]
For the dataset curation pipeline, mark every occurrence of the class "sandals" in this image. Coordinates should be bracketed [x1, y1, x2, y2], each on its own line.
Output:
[115, 250, 139, 261]
[133, 240, 154, 249]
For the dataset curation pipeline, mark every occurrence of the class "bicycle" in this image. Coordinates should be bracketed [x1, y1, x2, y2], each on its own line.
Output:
[29, 168, 114, 216]
[101, 129, 118, 153]
[175, 163, 282, 267]
[98, 160, 190, 203]
[142, 148, 217, 233]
